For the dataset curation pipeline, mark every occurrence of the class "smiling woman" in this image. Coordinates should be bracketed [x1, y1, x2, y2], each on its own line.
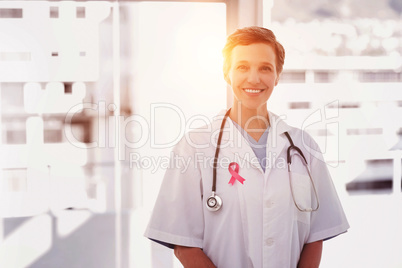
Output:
[228, 43, 279, 123]
[145, 26, 349, 268]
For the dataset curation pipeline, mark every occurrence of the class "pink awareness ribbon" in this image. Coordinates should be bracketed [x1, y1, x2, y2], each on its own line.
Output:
[228, 162, 246, 185]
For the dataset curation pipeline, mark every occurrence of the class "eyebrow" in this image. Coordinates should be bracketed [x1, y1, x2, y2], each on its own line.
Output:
[234, 60, 275, 67]
[259, 61, 275, 67]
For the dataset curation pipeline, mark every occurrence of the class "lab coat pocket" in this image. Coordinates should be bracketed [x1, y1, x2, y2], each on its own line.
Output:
[290, 172, 313, 224]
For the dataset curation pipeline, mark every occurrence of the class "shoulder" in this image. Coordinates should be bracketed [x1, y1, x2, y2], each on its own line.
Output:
[269, 111, 322, 158]
[287, 125, 319, 150]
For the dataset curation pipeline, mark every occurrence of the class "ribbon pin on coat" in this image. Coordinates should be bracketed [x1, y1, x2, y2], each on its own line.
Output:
[228, 162, 245, 185]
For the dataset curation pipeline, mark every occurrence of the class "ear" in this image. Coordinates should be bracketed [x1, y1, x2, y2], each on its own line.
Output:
[275, 74, 280, 86]
[224, 74, 231, 86]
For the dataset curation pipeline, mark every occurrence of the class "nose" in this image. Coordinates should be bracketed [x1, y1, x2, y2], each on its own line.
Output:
[247, 69, 260, 84]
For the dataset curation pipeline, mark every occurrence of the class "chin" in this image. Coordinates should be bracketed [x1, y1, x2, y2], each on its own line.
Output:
[237, 101, 268, 111]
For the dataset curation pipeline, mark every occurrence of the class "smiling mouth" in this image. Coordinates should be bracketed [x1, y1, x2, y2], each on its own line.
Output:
[243, 88, 264, 93]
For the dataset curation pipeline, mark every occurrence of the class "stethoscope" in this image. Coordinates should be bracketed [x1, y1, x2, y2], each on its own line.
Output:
[206, 109, 320, 212]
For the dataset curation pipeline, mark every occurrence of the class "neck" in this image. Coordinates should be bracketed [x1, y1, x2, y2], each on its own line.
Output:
[229, 102, 269, 131]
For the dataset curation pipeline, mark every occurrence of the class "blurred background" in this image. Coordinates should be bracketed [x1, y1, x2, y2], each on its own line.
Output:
[0, 0, 401, 267]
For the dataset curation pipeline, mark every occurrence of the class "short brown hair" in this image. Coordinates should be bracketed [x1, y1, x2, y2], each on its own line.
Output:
[222, 26, 285, 82]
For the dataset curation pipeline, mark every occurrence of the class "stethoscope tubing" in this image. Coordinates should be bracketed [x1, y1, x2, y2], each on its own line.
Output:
[208, 109, 319, 212]
[212, 109, 232, 192]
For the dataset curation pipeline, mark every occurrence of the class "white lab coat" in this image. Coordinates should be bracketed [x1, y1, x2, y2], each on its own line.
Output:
[145, 110, 349, 268]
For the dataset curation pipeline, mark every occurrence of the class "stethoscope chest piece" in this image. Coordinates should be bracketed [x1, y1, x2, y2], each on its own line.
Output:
[206, 192, 222, 212]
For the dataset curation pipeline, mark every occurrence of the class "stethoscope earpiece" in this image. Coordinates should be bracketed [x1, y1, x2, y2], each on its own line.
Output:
[206, 192, 222, 212]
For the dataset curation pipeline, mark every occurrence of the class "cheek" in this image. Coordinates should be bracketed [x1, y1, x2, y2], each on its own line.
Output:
[230, 72, 246, 87]
[263, 75, 278, 86]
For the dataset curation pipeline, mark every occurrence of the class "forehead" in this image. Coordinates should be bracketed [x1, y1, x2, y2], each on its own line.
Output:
[231, 43, 276, 64]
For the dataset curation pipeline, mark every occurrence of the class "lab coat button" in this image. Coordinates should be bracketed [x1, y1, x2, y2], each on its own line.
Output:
[265, 200, 273, 208]
[265, 238, 275, 246]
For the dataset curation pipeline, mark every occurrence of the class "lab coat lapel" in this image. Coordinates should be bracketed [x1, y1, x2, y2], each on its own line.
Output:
[212, 110, 263, 173]
[264, 112, 291, 177]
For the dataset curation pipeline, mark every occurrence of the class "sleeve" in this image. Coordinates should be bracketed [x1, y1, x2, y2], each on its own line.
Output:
[144, 136, 204, 249]
[149, 239, 175, 249]
[305, 139, 350, 243]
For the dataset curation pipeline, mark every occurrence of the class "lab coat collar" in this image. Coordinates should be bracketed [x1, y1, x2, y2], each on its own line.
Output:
[266, 112, 291, 175]
[212, 109, 291, 174]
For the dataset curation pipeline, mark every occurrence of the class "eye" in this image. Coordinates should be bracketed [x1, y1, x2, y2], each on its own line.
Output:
[260, 66, 272, 72]
[236, 65, 248, 71]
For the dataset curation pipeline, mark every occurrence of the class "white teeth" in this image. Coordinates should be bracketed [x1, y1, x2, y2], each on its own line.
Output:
[244, 89, 262, 93]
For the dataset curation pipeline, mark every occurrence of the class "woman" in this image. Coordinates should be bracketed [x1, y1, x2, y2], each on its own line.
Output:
[145, 26, 349, 268]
